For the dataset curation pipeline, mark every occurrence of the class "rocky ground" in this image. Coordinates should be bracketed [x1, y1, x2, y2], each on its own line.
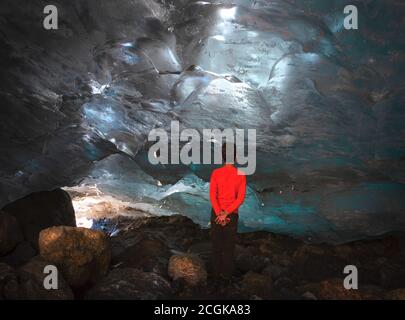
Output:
[1, 188, 405, 300]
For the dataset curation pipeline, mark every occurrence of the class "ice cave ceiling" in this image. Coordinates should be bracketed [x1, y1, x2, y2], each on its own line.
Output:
[1, 0, 405, 243]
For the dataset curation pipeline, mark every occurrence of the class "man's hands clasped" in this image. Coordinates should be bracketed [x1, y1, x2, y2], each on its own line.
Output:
[215, 210, 231, 226]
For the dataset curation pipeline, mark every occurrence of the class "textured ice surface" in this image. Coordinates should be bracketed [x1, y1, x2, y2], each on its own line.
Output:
[1, 0, 405, 242]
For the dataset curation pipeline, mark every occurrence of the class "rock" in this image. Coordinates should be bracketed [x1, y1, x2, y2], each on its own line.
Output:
[302, 291, 317, 300]
[168, 254, 207, 286]
[278, 287, 301, 300]
[238, 232, 301, 257]
[290, 244, 347, 281]
[262, 264, 285, 279]
[274, 277, 294, 290]
[294, 244, 326, 258]
[0, 263, 19, 299]
[270, 252, 294, 267]
[171, 277, 189, 294]
[0, 211, 23, 256]
[18, 256, 73, 300]
[187, 242, 212, 262]
[236, 253, 266, 274]
[171, 278, 209, 299]
[113, 237, 170, 276]
[38, 226, 111, 287]
[2, 189, 76, 249]
[110, 214, 206, 257]
[295, 282, 321, 295]
[241, 271, 272, 299]
[235, 246, 267, 274]
[86, 268, 171, 300]
[385, 288, 405, 300]
[187, 241, 217, 276]
[0, 241, 36, 267]
[335, 236, 402, 260]
[317, 279, 380, 300]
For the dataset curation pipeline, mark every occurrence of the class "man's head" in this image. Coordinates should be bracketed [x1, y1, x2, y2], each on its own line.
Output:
[222, 142, 236, 164]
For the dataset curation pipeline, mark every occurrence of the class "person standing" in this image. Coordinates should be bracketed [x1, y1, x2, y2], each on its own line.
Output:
[209, 142, 246, 283]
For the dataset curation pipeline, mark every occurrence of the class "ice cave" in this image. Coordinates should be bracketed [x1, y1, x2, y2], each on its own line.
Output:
[0, 0, 405, 300]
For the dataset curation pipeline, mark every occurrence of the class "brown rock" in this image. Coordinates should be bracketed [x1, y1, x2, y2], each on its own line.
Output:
[0, 211, 23, 256]
[317, 278, 380, 300]
[39, 226, 111, 287]
[2, 189, 76, 249]
[241, 271, 272, 299]
[168, 254, 207, 286]
[385, 288, 405, 300]
[86, 268, 171, 300]
[17, 256, 73, 300]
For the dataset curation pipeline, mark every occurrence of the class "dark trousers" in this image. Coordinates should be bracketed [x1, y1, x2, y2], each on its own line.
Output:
[210, 210, 238, 279]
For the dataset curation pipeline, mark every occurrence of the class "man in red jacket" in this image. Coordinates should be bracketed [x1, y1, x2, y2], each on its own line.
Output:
[209, 142, 246, 282]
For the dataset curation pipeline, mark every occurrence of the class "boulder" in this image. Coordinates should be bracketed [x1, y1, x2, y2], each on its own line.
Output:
[0, 241, 36, 267]
[0, 211, 23, 256]
[235, 252, 267, 274]
[111, 214, 206, 253]
[113, 237, 170, 276]
[144, 215, 205, 249]
[241, 271, 272, 299]
[168, 254, 207, 286]
[2, 189, 76, 249]
[0, 263, 19, 300]
[17, 256, 73, 300]
[274, 276, 294, 291]
[86, 268, 171, 300]
[38, 226, 111, 287]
